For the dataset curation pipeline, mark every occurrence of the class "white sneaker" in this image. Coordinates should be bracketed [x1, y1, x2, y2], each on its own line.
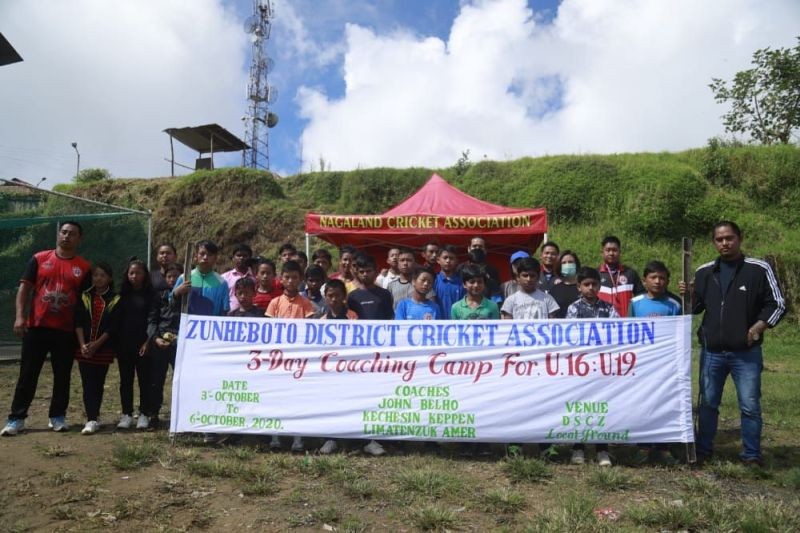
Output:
[570, 449, 585, 465]
[269, 435, 281, 450]
[81, 421, 100, 435]
[291, 436, 304, 453]
[319, 439, 338, 455]
[117, 414, 134, 429]
[48, 416, 69, 432]
[363, 440, 386, 456]
[0, 419, 24, 436]
[136, 415, 150, 430]
[597, 451, 613, 467]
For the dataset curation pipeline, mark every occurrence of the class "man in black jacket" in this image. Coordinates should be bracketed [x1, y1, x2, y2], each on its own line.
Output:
[682, 221, 785, 465]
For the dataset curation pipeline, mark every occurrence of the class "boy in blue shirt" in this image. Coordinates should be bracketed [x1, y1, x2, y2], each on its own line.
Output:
[433, 245, 463, 320]
[629, 260, 681, 465]
[395, 266, 441, 320]
[629, 261, 681, 318]
[172, 240, 229, 317]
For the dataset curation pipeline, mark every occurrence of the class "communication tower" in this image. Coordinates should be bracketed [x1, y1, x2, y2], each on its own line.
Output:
[242, 0, 278, 170]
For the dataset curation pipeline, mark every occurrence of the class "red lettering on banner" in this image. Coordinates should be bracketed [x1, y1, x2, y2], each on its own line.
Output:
[501, 352, 538, 377]
[428, 352, 493, 383]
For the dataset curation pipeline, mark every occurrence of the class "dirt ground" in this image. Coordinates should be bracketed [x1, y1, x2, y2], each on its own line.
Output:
[0, 355, 798, 532]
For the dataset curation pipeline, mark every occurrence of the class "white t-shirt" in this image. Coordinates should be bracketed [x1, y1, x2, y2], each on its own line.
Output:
[501, 289, 560, 319]
[377, 270, 401, 289]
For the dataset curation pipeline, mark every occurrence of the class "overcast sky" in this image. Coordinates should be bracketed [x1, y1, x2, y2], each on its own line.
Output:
[1, 0, 798, 187]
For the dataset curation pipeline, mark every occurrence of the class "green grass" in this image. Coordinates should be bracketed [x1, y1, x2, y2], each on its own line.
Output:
[502, 457, 552, 483]
[312, 505, 342, 524]
[525, 491, 600, 532]
[484, 487, 525, 514]
[111, 439, 161, 470]
[627, 498, 699, 530]
[779, 466, 800, 489]
[679, 473, 720, 497]
[0, 299, 799, 532]
[240, 472, 279, 496]
[186, 458, 245, 478]
[586, 466, 641, 491]
[393, 467, 463, 498]
[412, 504, 456, 531]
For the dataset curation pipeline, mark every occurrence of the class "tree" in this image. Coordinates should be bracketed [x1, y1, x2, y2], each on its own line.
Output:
[454, 149, 471, 177]
[710, 37, 800, 144]
[74, 168, 111, 184]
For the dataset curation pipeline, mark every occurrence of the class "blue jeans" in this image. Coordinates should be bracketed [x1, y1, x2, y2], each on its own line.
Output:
[697, 345, 763, 460]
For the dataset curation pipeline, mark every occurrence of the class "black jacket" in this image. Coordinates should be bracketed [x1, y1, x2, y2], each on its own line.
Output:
[74, 288, 121, 342]
[693, 256, 785, 352]
[147, 289, 180, 339]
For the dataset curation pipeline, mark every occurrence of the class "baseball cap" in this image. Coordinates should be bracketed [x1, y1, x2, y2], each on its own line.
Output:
[510, 251, 530, 264]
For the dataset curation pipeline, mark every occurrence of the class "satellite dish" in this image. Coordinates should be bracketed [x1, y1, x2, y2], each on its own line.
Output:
[266, 112, 279, 128]
[243, 15, 259, 34]
[261, 57, 275, 74]
[267, 85, 278, 104]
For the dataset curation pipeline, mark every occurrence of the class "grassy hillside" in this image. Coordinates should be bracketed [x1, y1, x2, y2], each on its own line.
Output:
[38, 144, 800, 317]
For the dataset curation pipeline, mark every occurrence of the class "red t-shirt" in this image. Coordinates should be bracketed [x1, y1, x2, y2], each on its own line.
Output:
[21, 250, 90, 332]
[253, 279, 283, 311]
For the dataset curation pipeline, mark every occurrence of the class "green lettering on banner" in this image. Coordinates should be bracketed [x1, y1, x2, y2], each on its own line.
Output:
[363, 424, 438, 437]
[427, 413, 476, 425]
[419, 399, 459, 410]
[222, 380, 248, 390]
[189, 413, 247, 427]
[442, 426, 476, 438]
[362, 411, 421, 424]
[377, 397, 412, 409]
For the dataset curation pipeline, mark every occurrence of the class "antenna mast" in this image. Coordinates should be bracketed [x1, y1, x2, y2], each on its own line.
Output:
[243, 0, 278, 170]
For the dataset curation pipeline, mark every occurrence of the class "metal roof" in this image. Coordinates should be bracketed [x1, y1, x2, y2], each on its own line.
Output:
[0, 33, 23, 66]
[163, 124, 249, 153]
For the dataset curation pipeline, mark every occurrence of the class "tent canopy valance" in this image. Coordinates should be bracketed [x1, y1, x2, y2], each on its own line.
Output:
[305, 174, 547, 278]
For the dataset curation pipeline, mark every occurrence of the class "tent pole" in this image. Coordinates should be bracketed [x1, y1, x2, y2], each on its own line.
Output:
[305, 233, 310, 260]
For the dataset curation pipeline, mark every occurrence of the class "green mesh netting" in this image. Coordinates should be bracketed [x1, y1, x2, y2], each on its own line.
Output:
[1, 186, 150, 344]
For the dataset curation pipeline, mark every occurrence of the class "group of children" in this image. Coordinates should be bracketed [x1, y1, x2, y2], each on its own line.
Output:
[71, 254, 181, 436]
[144, 238, 680, 463]
[68, 236, 681, 464]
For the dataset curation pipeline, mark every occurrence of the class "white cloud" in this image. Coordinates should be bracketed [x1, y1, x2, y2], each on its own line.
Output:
[0, 0, 249, 185]
[297, 0, 800, 170]
[272, 0, 345, 69]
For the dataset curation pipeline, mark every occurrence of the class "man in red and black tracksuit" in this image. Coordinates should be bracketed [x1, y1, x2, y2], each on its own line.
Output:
[1, 221, 90, 436]
[682, 221, 785, 465]
[598, 235, 644, 317]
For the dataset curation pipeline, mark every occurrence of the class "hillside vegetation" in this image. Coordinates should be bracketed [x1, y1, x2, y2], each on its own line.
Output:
[35, 144, 800, 317]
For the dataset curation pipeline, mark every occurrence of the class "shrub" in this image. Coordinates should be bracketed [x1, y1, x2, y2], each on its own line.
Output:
[74, 168, 111, 184]
[621, 165, 708, 239]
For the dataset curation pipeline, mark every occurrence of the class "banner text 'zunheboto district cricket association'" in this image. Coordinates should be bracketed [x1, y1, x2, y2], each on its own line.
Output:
[170, 316, 694, 444]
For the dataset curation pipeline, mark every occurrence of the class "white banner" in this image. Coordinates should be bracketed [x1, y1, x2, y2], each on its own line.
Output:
[170, 315, 694, 444]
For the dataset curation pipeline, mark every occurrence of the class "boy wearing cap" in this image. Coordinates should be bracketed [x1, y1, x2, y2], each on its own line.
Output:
[501, 251, 530, 300]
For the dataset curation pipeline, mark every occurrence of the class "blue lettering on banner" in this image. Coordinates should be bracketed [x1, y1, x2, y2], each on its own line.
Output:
[183, 318, 656, 348]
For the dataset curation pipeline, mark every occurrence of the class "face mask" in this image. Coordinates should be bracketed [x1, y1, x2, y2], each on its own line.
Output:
[561, 263, 577, 277]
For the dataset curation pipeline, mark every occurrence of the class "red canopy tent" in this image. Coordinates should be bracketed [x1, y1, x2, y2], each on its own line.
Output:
[305, 174, 547, 280]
